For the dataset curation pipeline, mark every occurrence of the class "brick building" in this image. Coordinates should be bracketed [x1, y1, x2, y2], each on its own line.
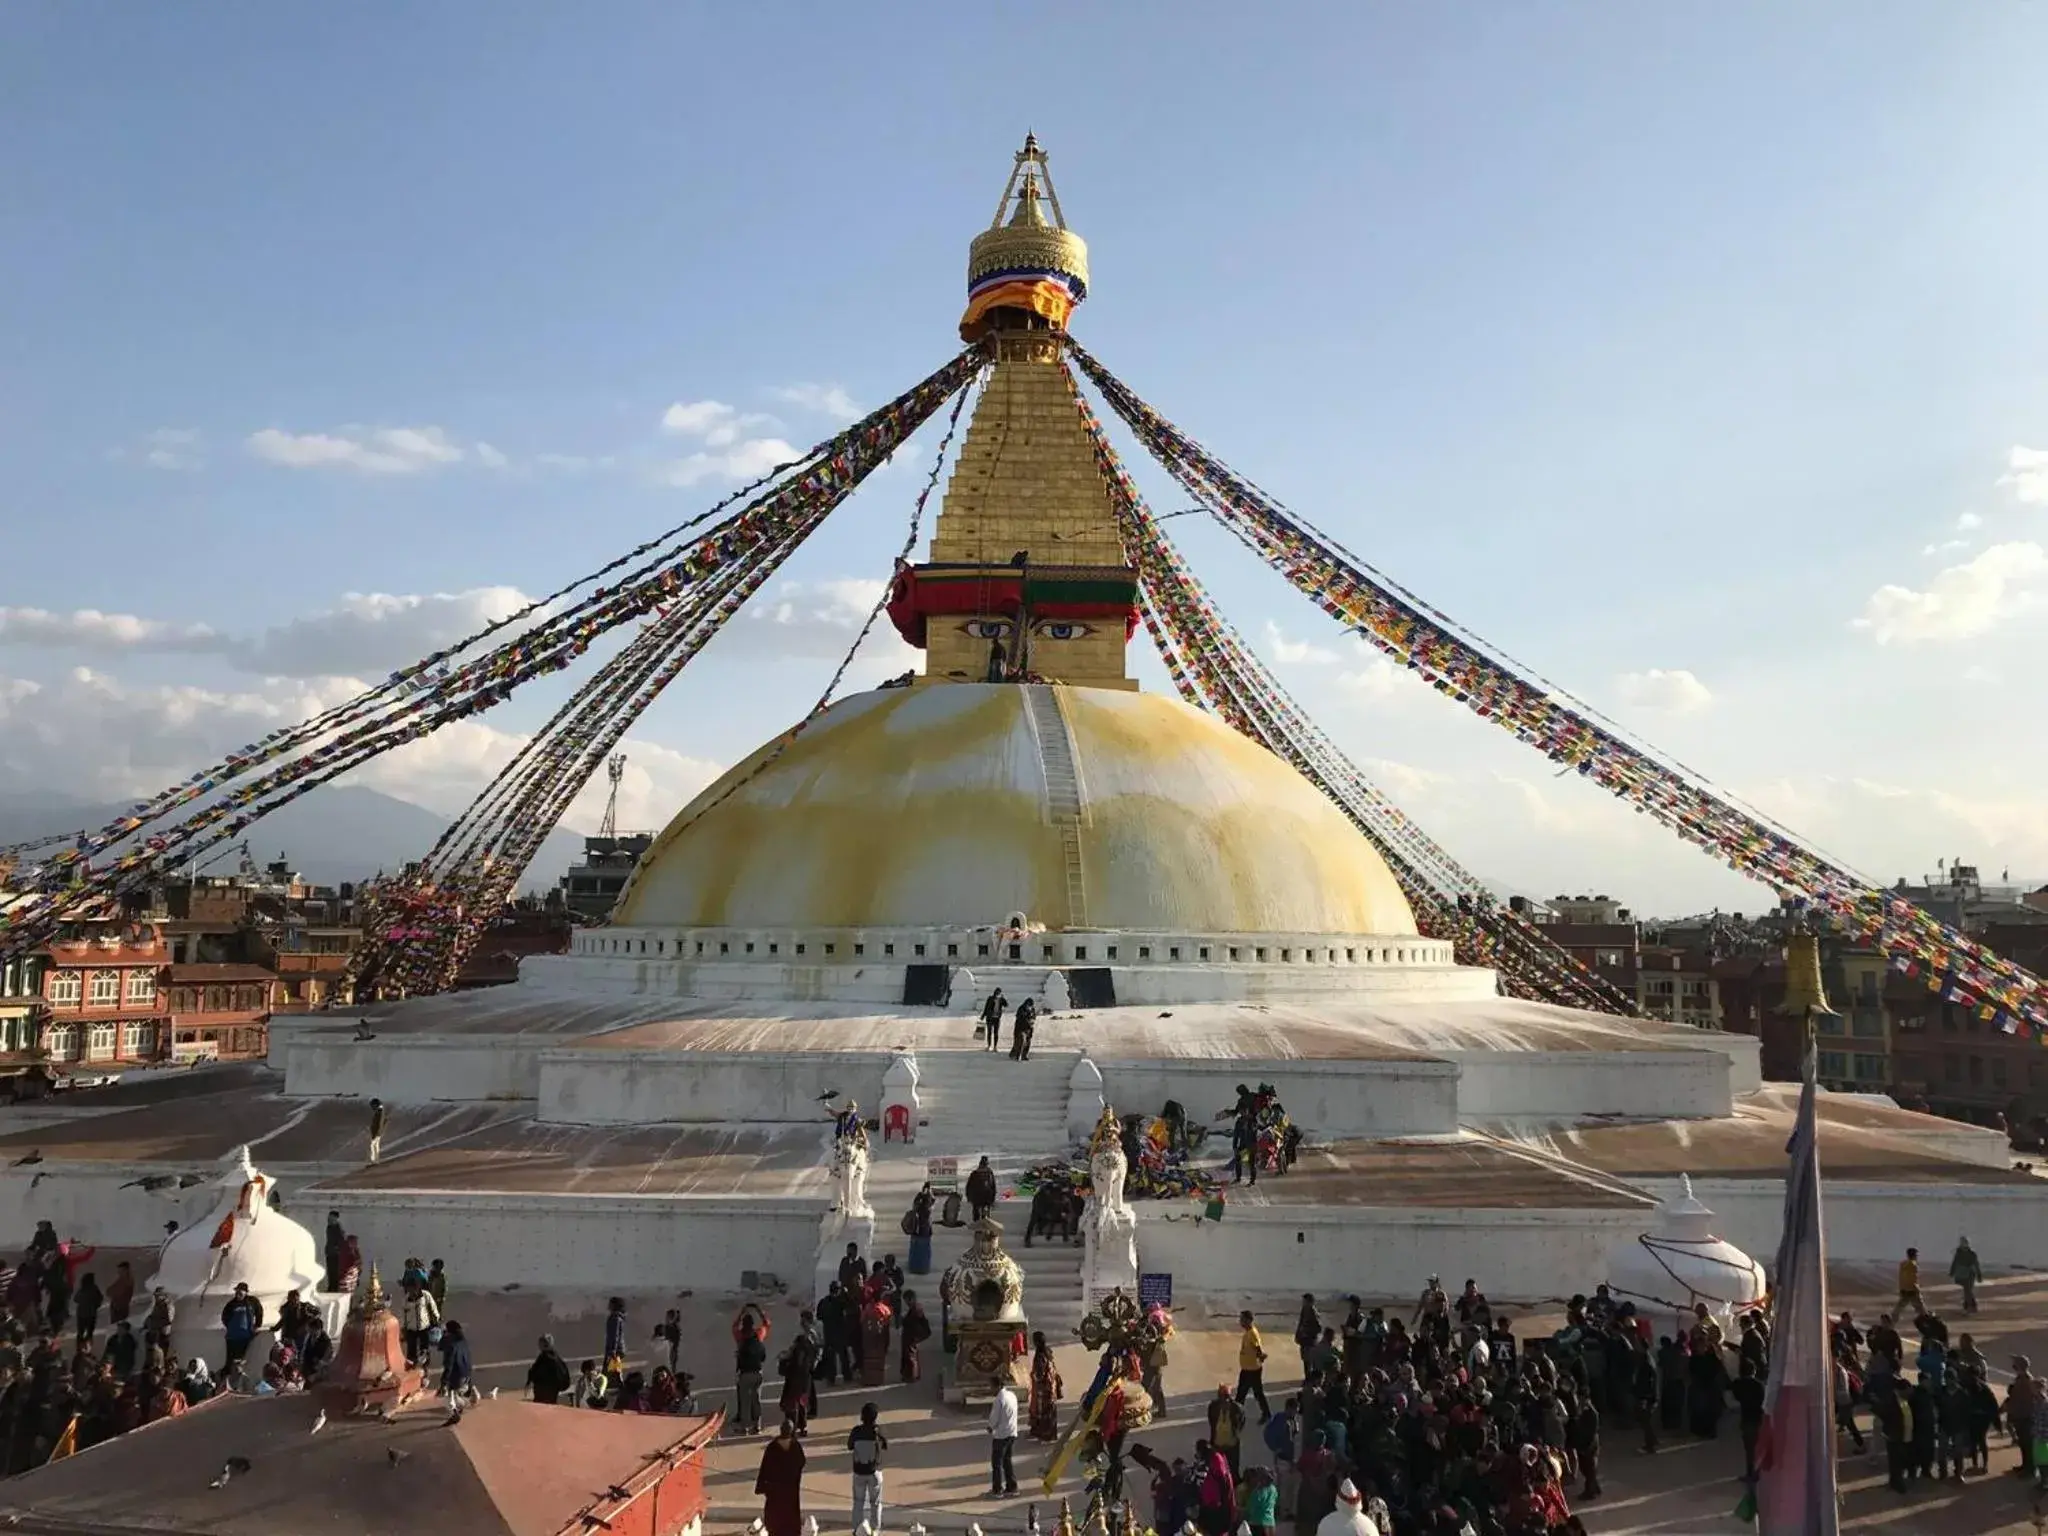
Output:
[163, 962, 277, 1062]
[39, 921, 171, 1067]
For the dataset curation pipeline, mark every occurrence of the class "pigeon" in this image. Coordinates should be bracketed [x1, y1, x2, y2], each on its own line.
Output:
[309, 1410, 326, 1434]
[607, 1485, 632, 1501]
[443, 1405, 464, 1426]
[387, 1448, 409, 1467]
[814, 1089, 841, 1103]
[10, 1152, 42, 1167]
[803, 1519, 820, 1536]
[208, 1456, 252, 1488]
[488, 1386, 499, 1399]
[29, 1173, 45, 1190]
[120, 1175, 177, 1192]
[745, 1521, 766, 1536]
[178, 1173, 206, 1188]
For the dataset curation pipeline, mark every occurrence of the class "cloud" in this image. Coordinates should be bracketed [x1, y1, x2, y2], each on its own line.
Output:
[1957, 511, 1983, 531]
[1855, 541, 2048, 644]
[247, 425, 467, 475]
[661, 438, 803, 487]
[718, 578, 920, 682]
[659, 400, 778, 448]
[474, 441, 508, 470]
[0, 608, 223, 654]
[534, 452, 613, 474]
[769, 383, 861, 425]
[0, 666, 720, 841]
[0, 588, 537, 680]
[2000, 445, 2048, 506]
[1616, 667, 1714, 715]
[1262, 621, 1337, 666]
[658, 398, 799, 486]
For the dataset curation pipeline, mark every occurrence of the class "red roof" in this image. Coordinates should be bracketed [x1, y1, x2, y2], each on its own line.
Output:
[0, 1393, 719, 1535]
[165, 964, 278, 984]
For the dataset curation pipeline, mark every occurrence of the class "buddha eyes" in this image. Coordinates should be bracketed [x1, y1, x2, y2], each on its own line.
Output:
[956, 618, 1094, 641]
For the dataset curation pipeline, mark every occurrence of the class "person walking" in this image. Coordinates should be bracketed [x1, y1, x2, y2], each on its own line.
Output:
[401, 1281, 440, 1367]
[1010, 997, 1037, 1061]
[981, 989, 1006, 1052]
[848, 1400, 887, 1533]
[1897, 1247, 1925, 1318]
[106, 1260, 135, 1335]
[1208, 1383, 1247, 1478]
[735, 1307, 769, 1435]
[219, 1283, 264, 1371]
[438, 1318, 475, 1404]
[756, 1418, 808, 1536]
[73, 1271, 103, 1350]
[527, 1334, 572, 1404]
[367, 1097, 388, 1164]
[1235, 1310, 1271, 1422]
[899, 1291, 932, 1384]
[1028, 1331, 1063, 1441]
[1950, 1237, 1983, 1315]
[905, 1185, 935, 1275]
[966, 1157, 998, 1223]
[988, 1372, 1020, 1497]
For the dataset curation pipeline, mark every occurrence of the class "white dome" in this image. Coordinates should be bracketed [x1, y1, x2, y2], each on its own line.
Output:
[614, 684, 1420, 935]
[1605, 1174, 1765, 1320]
[148, 1145, 325, 1313]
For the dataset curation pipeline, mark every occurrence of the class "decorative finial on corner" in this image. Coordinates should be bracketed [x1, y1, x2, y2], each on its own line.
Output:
[1679, 1172, 1694, 1201]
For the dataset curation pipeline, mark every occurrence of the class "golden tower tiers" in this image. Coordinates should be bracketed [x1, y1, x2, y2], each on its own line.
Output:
[886, 135, 1140, 690]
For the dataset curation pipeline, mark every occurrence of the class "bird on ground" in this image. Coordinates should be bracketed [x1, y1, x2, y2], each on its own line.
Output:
[387, 1448, 409, 1467]
[120, 1175, 177, 1192]
[178, 1172, 205, 1188]
[10, 1152, 41, 1167]
[28, 1173, 45, 1190]
[208, 1456, 253, 1488]
[488, 1386, 499, 1399]
[309, 1410, 326, 1434]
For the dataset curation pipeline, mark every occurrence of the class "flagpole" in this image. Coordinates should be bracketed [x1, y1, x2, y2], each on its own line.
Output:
[1750, 925, 1842, 1534]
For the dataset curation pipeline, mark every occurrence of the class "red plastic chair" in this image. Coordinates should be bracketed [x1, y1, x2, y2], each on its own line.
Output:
[883, 1104, 913, 1143]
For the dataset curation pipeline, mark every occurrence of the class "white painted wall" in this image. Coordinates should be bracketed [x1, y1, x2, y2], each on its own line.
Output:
[1453, 1049, 1731, 1121]
[1639, 1175, 2048, 1271]
[0, 1162, 352, 1249]
[285, 1037, 543, 1103]
[540, 1051, 891, 1125]
[324, 1192, 825, 1292]
[1096, 1059, 1459, 1138]
[1134, 1202, 1650, 1304]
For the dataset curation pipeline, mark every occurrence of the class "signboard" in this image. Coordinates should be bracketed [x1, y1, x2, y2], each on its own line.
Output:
[925, 1156, 960, 1194]
[1138, 1272, 1173, 1311]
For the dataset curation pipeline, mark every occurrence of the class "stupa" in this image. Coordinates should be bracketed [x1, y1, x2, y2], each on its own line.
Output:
[8, 136, 2047, 1308]
[146, 1145, 340, 1366]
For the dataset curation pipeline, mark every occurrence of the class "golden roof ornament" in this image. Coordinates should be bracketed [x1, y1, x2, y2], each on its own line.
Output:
[355, 1263, 389, 1319]
[961, 134, 1090, 342]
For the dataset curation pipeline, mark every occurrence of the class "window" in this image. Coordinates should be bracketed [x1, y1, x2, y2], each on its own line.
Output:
[122, 1022, 155, 1056]
[1074, 947, 1087, 961]
[1969, 1055, 1983, 1085]
[1819, 1050, 1848, 1079]
[46, 1026, 77, 1060]
[1138, 947, 1150, 960]
[796, 944, 806, 955]
[1816, 1013, 1844, 1036]
[125, 971, 155, 1004]
[745, 943, 754, 954]
[1852, 1008, 1883, 1039]
[914, 945, 925, 957]
[1199, 947, 1210, 961]
[1854, 1054, 1885, 1082]
[1993, 1058, 2008, 1088]
[883, 944, 894, 957]
[946, 944, 958, 958]
[1169, 947, 1180, 960]
[87, 1023, 116, 1060]
[49, 971, 81, 1004]
[88, 972, 119, 1005]
[856, 944, 866, 956]
[769, 943, 779, 955]
[0, 1015, 28, 1053]
[1945, 1055, 1962, 1082]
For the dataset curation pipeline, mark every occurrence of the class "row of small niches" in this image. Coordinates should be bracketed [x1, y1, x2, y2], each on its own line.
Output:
[576, 933, 1450, 966]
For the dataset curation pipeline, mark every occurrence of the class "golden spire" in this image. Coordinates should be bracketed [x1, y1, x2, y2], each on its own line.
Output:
[961, 135, 1090, 343]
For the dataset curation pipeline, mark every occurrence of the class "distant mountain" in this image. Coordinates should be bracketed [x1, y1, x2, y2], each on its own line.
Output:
[0, 786, 589, 894]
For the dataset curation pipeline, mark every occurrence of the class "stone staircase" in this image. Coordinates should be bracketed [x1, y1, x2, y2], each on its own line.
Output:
[863, 1047, 1091, 1335]
[1024, 684, 1090, 929]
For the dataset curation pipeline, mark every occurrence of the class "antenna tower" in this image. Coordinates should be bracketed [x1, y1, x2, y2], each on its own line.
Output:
[599, 754, 627, 840]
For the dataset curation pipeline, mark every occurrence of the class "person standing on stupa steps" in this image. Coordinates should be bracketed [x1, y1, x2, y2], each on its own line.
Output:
[982, 989, 1006, 1052]
[366, 1097, 388, 1163]
[967, 1156, 998, 1223]
[322, 1211, 344, 1292]
[1010, 996, 1037, 1061]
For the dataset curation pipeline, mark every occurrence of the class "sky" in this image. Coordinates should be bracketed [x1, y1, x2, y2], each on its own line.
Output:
[3, 3, 2046, 916]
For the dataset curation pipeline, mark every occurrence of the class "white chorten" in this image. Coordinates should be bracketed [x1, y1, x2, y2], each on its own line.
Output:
[147, 1144, 332, 1361]
[1605, 1174, 1766, 1320]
